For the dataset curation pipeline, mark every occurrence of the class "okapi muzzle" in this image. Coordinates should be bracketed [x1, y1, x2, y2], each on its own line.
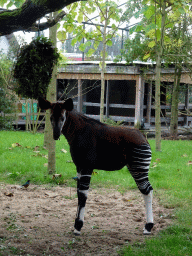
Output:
[51, 111, 66, 140]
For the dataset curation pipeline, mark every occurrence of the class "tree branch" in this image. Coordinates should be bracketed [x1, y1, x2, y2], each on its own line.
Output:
[0, 0, 85, 36]
[28, 11, 66, 32]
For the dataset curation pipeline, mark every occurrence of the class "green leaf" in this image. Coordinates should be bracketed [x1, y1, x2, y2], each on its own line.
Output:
[79, 41, 91, 52]
[71, 38, 78, 46]
[0, 0, 7, 6]
[106, 40, 113, 46]
[143, 53, 150, 60]
[156, 29, 161, 41]
[79, 44, 86, 52]
[94, 41, 100, 50]
[178, 7, 185, 14]
[57, 31, 66, 42]
[148, 40, 156, 48]
[144, 6, 155, 19]
[57, 23, 61, 30]
[136, 25, 143, 32]
[6, 2, 14, 8]
[77, 14, 83, 23]
[86, 48, 95, 57]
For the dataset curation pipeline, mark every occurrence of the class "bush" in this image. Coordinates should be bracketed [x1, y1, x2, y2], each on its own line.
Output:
[13, 36, 60, 99]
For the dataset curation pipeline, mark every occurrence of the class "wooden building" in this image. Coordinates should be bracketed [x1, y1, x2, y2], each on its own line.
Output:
[57, 61, 192, 128]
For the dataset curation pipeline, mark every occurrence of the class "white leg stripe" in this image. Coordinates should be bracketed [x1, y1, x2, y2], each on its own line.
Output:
[132, 149, 151, 153]
[79, 190, 89, 197]
[133, 157, 152, 161]
[77, 173, 81, 179]
[60, 111, 66, 132]
[143, 190, 153, 223]
[79, 207, 85, 221]
[74, 229, 81, 235]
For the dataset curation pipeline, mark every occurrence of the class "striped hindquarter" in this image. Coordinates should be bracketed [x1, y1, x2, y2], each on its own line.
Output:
[128, 143, 152, 195]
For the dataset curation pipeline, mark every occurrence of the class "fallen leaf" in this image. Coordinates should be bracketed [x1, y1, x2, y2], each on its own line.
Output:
[187, 161, 192, 165]
[61, 149, 67, 153]
[44, 163, 48, 167]
[156, 158, 161, 162]
[181, 154, 188, 157]
[44, 192, 59, 198]
[12, 143, 22, 148]
[151, 162, 157, 168]
[52, 174, 62, 180]
[122, 198, 131, 202]
[34, 146, 40, 151]
[4, 192, 14, 197]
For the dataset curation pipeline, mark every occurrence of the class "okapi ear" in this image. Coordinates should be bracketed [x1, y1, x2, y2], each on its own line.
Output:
[38, 97, 51, 110]
[63, 98, 73, 111]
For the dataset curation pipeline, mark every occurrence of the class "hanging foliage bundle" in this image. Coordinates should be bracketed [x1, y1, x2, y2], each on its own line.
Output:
[13, 37, 60, 99]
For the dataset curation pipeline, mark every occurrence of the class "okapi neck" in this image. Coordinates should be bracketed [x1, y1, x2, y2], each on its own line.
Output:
[62, 110, 79, 144]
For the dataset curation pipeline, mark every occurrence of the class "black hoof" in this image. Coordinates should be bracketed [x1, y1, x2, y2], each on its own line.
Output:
[143, 223, 154, 235]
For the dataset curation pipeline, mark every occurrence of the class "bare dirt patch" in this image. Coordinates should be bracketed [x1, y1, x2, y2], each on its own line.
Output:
[0, 183, 174, 255]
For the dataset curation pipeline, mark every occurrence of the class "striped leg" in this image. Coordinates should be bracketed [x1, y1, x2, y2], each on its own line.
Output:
[74, 171, 92, 235]
[128, 144, 154, 235]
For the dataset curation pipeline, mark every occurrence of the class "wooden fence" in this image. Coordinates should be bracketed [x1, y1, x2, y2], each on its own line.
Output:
[1, 101, 192, 128]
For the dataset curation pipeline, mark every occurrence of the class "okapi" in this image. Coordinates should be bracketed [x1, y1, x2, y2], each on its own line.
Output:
[39, 97, 154, 235]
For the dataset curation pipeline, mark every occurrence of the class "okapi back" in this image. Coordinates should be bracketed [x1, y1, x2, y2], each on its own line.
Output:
[62, 110, 148, 171]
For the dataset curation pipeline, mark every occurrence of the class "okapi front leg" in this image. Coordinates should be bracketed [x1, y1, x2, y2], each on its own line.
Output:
[74, 172, 92, 235]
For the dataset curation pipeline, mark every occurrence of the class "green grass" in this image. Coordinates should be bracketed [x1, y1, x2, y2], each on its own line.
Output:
[120, 226, 192, 256]
[0, 131, 192, 255]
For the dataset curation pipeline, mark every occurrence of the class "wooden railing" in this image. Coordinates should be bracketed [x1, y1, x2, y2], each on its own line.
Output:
[1, 102, 192, 127]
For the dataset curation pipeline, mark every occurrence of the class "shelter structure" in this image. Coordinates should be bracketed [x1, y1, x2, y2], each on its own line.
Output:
[57, 61, 192, 128]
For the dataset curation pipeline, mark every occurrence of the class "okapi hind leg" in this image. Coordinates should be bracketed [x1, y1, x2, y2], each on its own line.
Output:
[128, 143, 154, 235]
[142, 190, 154, 235]
[74, 171, 92, 236]
[128, 170, 154, 234]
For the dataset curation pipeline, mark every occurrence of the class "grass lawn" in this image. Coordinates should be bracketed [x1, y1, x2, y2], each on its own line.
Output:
[0, 130, 192, 255]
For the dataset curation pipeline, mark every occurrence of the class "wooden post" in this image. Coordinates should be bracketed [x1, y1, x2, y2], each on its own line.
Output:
[146, 80, 152, 125]
[106, 80, 110, 118]
[77, 79, 83, 113]
[134, 76, 142, 128]
[184, 84, 189, 126]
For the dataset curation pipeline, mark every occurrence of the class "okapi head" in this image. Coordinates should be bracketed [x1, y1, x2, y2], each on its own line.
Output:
[39, 97, 73, 140]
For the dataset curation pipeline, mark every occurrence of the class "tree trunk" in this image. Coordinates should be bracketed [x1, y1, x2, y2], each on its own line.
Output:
[155, 1, 166, 152]
[44, 12, 57, 174]
[170, 66, 181, 138]
[100, 3, 108, 123]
